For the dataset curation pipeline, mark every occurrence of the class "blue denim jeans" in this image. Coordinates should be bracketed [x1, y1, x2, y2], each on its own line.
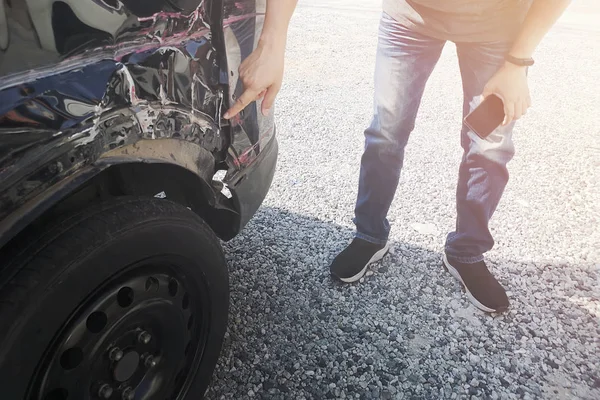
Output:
[354, 13, 516, 263]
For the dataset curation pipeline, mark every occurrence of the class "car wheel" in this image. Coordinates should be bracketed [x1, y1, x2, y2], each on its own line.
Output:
[0, 197, 229, 400]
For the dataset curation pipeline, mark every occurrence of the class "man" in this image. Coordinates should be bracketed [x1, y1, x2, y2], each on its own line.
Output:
[225, 0, 571, 313]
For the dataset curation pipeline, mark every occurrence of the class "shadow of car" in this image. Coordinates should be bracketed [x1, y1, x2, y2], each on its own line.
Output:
[0, 1, 275, 399]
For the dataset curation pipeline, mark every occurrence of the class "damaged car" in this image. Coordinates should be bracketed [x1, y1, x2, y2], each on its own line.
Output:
[0, 0, 275, 398]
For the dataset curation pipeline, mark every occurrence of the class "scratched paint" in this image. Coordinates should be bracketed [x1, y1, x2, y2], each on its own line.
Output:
[0, 0, 260, 221]
[0, 0, 277, 249]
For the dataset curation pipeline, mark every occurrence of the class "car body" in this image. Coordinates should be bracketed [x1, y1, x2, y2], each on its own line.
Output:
[0, 1, 275, 398]
[0, 0, 276, 249]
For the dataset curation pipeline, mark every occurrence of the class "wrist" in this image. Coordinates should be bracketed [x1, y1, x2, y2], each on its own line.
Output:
[258, 30, 287, 51]
[503, 61, 526, 70]
[501, 62, 529, 78]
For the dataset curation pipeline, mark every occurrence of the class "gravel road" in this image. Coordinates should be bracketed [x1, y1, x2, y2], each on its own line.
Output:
[206, 1, 600, 399]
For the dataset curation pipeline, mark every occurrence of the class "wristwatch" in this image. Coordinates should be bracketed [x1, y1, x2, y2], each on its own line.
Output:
[505, 54, 535, 67]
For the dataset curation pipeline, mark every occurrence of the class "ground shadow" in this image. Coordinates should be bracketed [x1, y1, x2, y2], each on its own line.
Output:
[205, 206, 600, 400]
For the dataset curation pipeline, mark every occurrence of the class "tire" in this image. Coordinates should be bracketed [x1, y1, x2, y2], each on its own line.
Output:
[0, 197, 229, 400]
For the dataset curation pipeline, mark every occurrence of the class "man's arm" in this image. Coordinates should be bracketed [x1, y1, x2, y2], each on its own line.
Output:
[509, 0, 572, 59]
[224, 0, 298, 119]
[482, 0, 572, 125]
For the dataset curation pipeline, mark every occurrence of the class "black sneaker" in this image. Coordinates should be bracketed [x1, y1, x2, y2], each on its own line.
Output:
[330, 238, 390, 283]
[443, 254, 509, 313]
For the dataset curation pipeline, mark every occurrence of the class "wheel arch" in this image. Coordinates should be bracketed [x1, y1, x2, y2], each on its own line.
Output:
[0, 139, 241, 260]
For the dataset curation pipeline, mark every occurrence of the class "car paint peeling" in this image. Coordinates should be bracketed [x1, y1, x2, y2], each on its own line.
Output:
[0, 0, 276, 247]
[0, 1, 225, 220]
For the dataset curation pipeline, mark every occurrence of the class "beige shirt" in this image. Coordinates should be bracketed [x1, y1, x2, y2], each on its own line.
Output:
[382, 0, 533, 43]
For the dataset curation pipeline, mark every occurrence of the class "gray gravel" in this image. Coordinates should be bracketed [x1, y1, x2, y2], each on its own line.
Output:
[206, 1, 600, 399]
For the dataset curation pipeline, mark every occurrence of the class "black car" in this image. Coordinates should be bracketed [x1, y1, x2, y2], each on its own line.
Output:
[0, 1, 276, 398]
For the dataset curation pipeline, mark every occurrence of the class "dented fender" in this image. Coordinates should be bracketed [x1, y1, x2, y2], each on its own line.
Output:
[0, 0, 276, 247]
[0, 0, 230, 246]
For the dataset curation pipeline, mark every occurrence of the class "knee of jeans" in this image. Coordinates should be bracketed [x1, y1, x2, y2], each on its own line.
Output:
[464, 125, 515, 164]
[367, 111, 413, 146]
[364, 130, 408, 163]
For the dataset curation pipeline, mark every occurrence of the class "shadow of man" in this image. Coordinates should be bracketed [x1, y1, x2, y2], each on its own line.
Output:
[207, 206, 600, 400]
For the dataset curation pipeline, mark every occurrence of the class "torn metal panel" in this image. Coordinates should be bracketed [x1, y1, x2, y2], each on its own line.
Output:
[0, 0, 279, 247]
[0, 0, 225, 222]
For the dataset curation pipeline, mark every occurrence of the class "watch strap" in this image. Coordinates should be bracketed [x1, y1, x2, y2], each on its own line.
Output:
[505, 54, 535, 67]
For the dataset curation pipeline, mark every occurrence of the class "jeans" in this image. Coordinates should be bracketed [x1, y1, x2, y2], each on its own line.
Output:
[354, 13, 516, 263]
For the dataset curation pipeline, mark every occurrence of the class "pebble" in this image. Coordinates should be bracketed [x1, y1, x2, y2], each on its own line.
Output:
[205, 2, 600, 399]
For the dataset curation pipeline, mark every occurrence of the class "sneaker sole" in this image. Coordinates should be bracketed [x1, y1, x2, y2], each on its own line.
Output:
[337, 243, 390, 283]
[442, 254, 506, 313]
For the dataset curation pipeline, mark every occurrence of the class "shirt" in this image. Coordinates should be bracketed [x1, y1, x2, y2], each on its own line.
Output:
[382, 0, 533, 43]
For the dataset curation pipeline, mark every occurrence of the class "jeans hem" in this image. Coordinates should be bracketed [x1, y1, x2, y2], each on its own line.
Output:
[444, 250, 484, 264]
[356, 232, 388, 247]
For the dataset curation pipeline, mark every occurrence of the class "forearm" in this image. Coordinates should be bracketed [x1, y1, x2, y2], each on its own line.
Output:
[509, 0, 571, 58]
[259, 0, 298, 48]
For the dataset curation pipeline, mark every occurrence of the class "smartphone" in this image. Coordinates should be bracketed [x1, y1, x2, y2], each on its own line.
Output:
[463, 94, 505, 139]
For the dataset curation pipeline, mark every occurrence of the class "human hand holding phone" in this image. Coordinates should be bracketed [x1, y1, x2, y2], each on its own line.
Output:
[463, 94, 506, 139]
[481, 62, 531, 126]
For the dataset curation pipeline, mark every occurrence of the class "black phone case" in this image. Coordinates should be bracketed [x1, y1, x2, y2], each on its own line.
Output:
[463, 94, 505, 139]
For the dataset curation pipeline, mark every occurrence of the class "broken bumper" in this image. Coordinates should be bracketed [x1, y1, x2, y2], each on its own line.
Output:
[229, 135, 278, 233]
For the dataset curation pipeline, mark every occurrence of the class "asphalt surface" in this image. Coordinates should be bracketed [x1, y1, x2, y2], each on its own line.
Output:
[206, 1, 600, 399]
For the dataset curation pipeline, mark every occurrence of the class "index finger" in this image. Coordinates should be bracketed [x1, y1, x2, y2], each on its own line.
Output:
[224, 89, 258, 119]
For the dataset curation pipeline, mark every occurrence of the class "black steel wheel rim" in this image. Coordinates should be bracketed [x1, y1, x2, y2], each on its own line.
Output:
[29, 256, 209, 400]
